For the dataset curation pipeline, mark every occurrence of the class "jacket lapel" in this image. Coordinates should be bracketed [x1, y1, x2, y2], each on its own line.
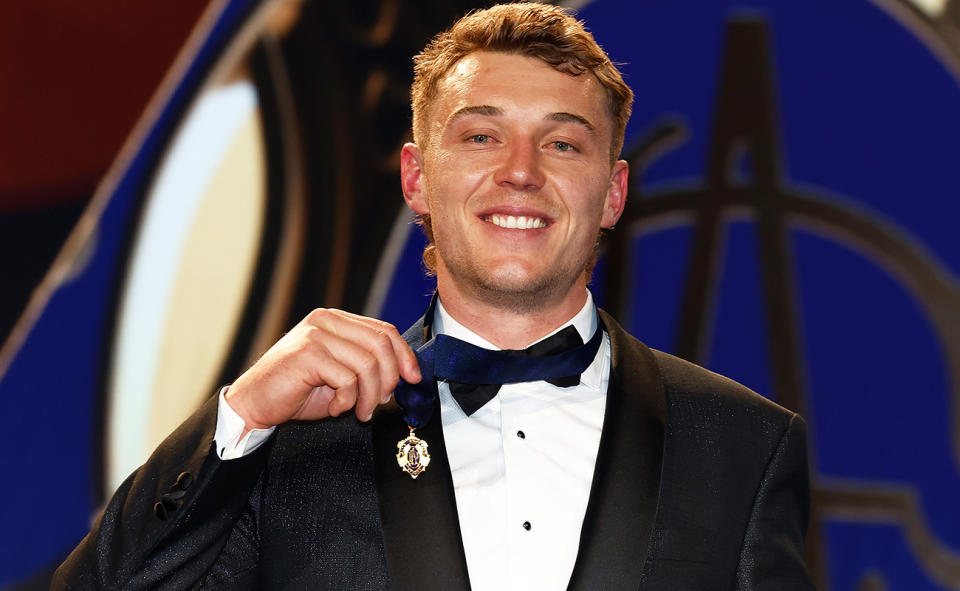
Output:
[567, 309, 666, 590]
[371, 310, 472, 591]
[372, 305, 664, 590]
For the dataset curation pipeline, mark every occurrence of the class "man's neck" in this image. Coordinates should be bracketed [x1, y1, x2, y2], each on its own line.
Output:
[434, 276, 590, 350]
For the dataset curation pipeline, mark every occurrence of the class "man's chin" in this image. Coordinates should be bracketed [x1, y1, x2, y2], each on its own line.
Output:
[437, 252, 587, 312]
[466, 268, 581, 313]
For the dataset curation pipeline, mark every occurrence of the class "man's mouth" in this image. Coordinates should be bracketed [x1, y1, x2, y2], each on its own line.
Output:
[484, 214, 548, 229]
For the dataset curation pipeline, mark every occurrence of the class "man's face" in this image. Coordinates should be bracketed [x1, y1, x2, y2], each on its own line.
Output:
[402, 51, 628, 311]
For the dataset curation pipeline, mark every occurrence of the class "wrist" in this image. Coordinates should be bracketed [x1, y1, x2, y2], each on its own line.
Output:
[224, 385, 273, 431]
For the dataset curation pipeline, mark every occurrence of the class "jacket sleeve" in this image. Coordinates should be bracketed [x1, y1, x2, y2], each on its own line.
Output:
[734, 413, 814, 590]
[51, 394, 270, 590]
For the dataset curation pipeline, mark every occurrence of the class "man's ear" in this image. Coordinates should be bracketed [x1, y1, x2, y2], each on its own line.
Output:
[401, 143, 429, 215]
[601, 160, 628, 228]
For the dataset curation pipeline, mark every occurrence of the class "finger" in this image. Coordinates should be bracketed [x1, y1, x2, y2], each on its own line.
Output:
[292, 385, 336, 421]
[307, 310, 420, 387]
[334, 320, 400, 404]
[327, 377, 359, 418]
[289, 350, 359, 419]
[338, 313, 422, 385]
[304, 328, 383, 421]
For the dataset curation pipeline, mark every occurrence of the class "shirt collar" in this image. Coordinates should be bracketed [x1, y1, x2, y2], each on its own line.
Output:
[432, 290, 599, 351]
[432, 292, 604, 390]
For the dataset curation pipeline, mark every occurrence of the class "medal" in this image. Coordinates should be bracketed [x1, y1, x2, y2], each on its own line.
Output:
[396, 426, 431, 479]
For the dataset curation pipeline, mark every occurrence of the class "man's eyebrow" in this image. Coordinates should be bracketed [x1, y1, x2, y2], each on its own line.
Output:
[445, 106, 595, 133]
[547, 112, 595, 132]
[448, 105, 504, 125]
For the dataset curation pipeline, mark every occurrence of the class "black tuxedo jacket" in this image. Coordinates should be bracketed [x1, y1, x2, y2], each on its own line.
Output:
[53, 310, 812, 590]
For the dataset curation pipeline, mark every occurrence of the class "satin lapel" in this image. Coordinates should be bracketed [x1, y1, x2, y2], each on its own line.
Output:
[567, 309, 666, 591]
[371, 310, 472, 591]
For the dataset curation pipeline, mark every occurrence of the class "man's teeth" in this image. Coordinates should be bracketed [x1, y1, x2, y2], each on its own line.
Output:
[489, 214, 547, 229]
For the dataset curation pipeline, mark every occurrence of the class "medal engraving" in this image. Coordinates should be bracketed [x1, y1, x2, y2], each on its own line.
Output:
[396, 427, 431, 479]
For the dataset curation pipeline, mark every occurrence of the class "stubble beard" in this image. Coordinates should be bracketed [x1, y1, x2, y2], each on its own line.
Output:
[438, 243, 590, 315]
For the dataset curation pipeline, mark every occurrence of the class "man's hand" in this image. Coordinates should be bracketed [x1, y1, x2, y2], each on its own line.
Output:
[225, 309, 421, 432]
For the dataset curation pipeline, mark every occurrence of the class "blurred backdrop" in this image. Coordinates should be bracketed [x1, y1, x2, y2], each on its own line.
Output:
[1, 0, 959, 589]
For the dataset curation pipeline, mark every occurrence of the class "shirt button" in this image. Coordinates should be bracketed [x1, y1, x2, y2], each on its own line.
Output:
[517, 430, 525, 439]
[522, 521, 532, 531]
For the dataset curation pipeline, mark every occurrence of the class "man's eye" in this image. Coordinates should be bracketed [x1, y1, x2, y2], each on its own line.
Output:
[553, 141, 575, 152]
[469, 135, 491, 144]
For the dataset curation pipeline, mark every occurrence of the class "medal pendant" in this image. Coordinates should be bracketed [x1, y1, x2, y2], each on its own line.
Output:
[396, 427, 431, 479]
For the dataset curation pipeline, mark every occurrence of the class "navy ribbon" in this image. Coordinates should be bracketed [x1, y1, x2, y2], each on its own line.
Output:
[395, 322, 603, 428]
[395, 338, 438, 429]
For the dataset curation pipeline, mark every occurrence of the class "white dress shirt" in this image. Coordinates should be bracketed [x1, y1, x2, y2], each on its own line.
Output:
[433, 294, 609, 591]
[214, 291, 610, 590]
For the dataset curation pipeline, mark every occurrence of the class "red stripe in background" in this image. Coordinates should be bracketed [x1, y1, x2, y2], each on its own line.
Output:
[0, 0, 211, 214]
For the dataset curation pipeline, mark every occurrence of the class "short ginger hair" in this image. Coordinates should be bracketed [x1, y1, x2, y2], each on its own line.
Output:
[411, 2, 633, 164]
[410, 2, 633, 275]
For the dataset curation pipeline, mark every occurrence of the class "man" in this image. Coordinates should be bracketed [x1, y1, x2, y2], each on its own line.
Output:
[54, 3, 812, 589]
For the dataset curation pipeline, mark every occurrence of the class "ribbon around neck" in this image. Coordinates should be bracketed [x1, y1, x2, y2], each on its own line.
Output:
[394, 324, 604, 428]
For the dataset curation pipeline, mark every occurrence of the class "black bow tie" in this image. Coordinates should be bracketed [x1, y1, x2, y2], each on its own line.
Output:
[446, 325, 586, 416]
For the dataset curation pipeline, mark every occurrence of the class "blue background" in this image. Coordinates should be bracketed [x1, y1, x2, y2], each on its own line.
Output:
[1, 1, 958, 588]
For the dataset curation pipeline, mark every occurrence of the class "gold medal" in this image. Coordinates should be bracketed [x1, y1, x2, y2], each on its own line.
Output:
[396, 426, 431, 479]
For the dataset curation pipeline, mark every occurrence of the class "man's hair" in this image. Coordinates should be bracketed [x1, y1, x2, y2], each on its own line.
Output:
[410, 2, 633, 274]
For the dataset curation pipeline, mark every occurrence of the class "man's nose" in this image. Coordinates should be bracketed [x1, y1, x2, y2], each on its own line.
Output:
[494, 139, 545, 191]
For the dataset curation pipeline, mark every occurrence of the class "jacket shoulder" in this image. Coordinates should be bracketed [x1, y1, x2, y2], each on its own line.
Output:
[599, 307, 798, 452]
[652, 348, 796, 423]
[598, 307, 796, 427]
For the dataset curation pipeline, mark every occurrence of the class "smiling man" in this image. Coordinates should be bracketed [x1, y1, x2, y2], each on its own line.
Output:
[402, 48, 627, 346]
[54, 4, 813, 590]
